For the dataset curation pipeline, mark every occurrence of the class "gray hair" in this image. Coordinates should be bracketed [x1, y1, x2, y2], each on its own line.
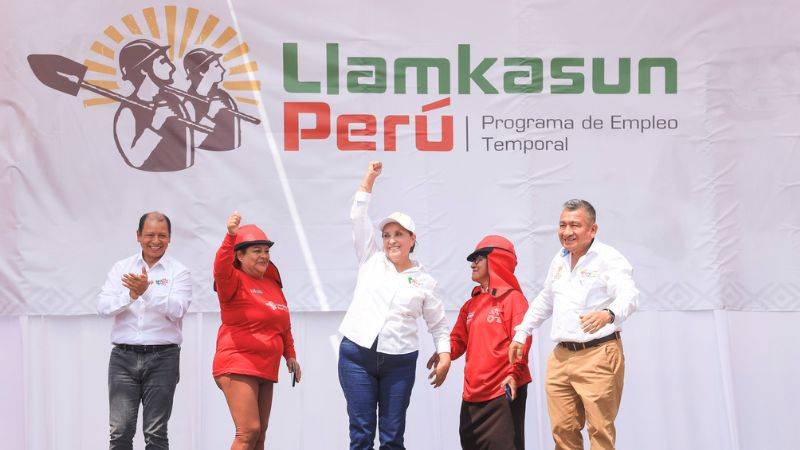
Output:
[562, 199, 596, 223]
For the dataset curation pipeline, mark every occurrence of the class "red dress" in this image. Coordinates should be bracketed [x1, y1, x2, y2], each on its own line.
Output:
[212, 233, 296, 382]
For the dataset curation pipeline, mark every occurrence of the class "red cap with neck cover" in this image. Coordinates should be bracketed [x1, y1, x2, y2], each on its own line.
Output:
[468, 235, 520, 298]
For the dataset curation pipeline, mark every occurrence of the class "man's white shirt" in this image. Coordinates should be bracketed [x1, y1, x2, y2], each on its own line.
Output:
[339, 191, 451, 355]
[97, 253, 192, 345]
[513, 240, 638, 344]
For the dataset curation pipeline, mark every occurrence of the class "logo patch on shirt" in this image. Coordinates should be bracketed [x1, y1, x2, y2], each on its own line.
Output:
[407, 276, 421, 288]
[487, 307, 503, 324]
[250, 288, 264, 295]
[466, 311, 475, 326]
[264, 301, 289, 312]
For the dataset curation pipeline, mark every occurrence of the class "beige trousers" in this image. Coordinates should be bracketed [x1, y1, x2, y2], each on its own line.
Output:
[545, 339, 625, 450]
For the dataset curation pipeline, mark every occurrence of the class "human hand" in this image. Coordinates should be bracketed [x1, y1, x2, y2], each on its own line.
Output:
[580, 310, 614, 334]
[426, 351, 439, 371]
[122, 266, 149, 299]
[286, 358, 302, 383]
[366, 161, 382, 178]
[227, 211, 241, 236]
[427, 352, 450, 388]
[151, 104, 173, 131]
[359, 161, 382, 193]
[500, 375, 518, 401]
[207, 99, 226, 119]
[508, 341, 525, 365]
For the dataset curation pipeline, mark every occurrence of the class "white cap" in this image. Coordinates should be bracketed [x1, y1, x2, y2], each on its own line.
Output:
[378, 212, 416, 234]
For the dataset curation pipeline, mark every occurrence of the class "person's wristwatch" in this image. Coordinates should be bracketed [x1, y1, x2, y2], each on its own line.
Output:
[603, 308, 615, 323]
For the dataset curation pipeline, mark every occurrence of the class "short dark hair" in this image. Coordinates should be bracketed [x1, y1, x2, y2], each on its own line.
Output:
[562, 199, 596, 223]
[137, 211, 171, 235]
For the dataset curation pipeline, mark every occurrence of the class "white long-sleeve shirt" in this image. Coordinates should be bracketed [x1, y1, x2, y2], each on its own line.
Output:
[513, 240, 638, 344]
[339, 191, 451, 355]
[97, 252, 192, 345]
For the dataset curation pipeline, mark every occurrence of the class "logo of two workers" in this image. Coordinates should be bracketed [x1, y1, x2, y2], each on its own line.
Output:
[27, 7, 261, 173]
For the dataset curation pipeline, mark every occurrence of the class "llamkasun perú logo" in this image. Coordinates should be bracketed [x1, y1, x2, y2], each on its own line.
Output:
[27, 6, 262, 172]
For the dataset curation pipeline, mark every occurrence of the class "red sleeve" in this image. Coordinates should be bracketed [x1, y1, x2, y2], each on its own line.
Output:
[213, 233, 240, 303]
[282, 322, 297, 360]
[506, 292, 532, 382]
[449, 301, 470, 360]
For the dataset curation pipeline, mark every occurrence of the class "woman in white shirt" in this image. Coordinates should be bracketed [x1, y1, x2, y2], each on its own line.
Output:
[338, 161, 452, 450]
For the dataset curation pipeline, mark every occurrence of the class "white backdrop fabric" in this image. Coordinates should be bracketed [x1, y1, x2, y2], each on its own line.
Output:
[0, 311, 797, 450]
[2, 0, 799, 315]
[2, 1, 800, 449]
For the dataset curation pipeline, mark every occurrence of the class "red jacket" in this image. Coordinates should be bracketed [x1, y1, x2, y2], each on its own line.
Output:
[212, 233, 296, 382]
[451, 236, 532, 402]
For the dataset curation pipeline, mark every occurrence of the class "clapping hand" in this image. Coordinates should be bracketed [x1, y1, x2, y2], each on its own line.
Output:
[122, 266, 149, 300]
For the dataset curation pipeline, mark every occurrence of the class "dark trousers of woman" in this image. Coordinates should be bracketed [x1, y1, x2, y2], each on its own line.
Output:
[338, 337, 418, 450]
[459, 384, 528, 450]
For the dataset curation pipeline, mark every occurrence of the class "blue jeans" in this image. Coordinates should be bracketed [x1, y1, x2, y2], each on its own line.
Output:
[108, 345, 180, 450]
[338, 337, 418, 450]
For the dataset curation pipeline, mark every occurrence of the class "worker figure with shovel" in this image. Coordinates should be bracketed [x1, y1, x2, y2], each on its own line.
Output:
[27, 43, 262, 172]
[113, 39, 195, 172]
[183, 48, 241, 152]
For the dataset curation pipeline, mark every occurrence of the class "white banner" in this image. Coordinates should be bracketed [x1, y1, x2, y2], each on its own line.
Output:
[2, 0, 799, 314]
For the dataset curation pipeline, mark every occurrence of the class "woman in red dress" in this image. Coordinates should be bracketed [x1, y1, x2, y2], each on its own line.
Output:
[213, 211, 301, 450]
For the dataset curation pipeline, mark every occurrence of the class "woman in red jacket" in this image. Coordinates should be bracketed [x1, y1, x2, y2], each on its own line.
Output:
[444, 235, 532, 449]
[213, 211, 301, 450]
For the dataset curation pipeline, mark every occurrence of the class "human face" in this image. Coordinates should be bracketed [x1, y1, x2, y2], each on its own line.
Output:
[558, 208, 597, 256]
[137, 219, 170, 265]
[470, 254, 489, 284]
[151, 54, 175, 83]
[204, 59, 225, 83]
[382, 222, 415, 265]
[237, 244, 270, 278]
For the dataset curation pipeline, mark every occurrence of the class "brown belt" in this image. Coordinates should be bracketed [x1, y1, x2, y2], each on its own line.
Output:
[559, 331, 620, 351]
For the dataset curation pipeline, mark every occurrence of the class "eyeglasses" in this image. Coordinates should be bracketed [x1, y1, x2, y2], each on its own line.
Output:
[470, 255, 487, 264]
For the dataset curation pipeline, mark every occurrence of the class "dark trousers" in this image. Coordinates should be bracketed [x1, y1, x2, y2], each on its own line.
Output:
[338, 337, 418, 450]
[108, 345, 180, 450]
[460, 384, 528, 450]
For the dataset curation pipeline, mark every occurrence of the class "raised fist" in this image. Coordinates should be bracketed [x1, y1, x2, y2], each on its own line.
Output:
[366, 161, 382, 178]
[227, 211, 241, 236]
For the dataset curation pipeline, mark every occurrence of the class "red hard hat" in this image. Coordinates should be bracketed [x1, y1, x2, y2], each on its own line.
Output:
[467, 235, 516, 262]
[234, 224, 274, 251]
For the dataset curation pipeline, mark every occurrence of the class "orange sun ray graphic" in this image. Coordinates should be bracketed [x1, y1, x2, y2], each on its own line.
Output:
[82, 5, 262, 109]
[121, 14, 142, 35]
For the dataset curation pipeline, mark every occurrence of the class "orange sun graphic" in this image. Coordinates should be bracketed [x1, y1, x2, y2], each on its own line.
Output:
[82, 5, 261, 108]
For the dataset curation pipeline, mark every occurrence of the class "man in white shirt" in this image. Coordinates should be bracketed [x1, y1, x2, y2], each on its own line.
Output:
[509, 199, 638, 450]
[97, 212, 192, 450]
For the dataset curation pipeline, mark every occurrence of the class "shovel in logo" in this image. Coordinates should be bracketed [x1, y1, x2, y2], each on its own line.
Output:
[27, 53, 214, 133]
